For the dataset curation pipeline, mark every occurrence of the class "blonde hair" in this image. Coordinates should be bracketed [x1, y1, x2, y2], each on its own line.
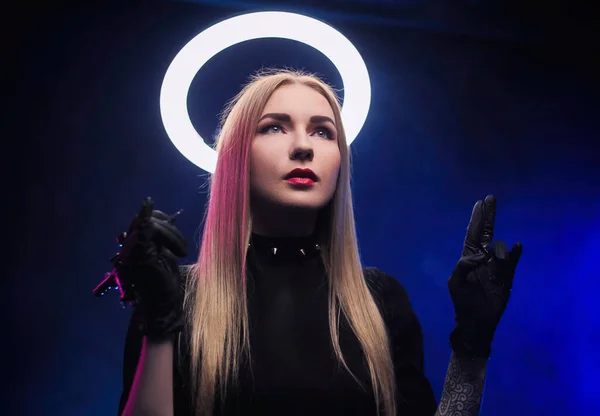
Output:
[183, 69, 396, 415]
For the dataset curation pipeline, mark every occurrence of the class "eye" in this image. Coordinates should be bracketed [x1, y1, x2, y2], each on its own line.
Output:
[258, 124, 284, 134]
[314, 127, 334, 140]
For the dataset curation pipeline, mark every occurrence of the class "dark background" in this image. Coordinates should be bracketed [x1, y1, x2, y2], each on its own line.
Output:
[5, 0, 599, 414]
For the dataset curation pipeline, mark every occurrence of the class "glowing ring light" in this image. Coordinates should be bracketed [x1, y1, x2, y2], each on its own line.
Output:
[160, 11, 371, 173]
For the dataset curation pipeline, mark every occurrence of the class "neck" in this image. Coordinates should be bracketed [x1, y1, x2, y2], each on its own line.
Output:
[251, 204, 318, 238]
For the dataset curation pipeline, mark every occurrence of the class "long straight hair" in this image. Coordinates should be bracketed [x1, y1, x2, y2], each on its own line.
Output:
[184, 69, 396, 415]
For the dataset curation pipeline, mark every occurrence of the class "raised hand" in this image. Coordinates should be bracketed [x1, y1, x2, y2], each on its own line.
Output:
[448, 195, 522, 359]
[114, 197, 188, 340]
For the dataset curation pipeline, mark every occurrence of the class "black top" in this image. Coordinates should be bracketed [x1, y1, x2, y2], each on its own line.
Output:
[119, 234, 437, 415]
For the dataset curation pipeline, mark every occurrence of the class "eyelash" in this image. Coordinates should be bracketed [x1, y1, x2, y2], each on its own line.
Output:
[258, 124, 334, 140]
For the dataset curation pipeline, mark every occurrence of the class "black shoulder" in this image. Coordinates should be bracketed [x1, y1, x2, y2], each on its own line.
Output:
[364, 267, 436, 413]
[363, 267, 413, 319]
[363, 267, 408, 295]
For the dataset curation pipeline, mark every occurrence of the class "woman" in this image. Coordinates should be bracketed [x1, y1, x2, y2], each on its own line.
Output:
[114, 69, 522, 416]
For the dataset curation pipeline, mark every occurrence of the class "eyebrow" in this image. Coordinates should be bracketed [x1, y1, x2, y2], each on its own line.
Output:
[258, 113, 336, 126]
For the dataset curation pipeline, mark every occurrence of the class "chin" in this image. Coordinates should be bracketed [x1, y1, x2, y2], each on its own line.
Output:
[277, 193, 332, 211]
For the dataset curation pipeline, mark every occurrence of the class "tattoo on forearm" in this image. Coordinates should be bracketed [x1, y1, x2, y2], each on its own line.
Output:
[435, 353, 486, 416]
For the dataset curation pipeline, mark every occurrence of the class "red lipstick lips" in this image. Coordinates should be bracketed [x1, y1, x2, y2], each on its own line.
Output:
[285, 168, 318, 186]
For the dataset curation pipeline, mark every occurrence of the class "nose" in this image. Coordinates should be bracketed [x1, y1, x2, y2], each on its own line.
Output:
[290, 132, 314, 162]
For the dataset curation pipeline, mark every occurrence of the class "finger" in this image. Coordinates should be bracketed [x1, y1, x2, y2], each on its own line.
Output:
[481, 195, 496, 251]
[501, 242, 522, 290]
[151, 219, 187, 257]
[451, 253, 487, 280]
[490, 240, 509, 286]
[508, 242, 523, 272]
[152, 209, 183, 223]
[151, 210, 170, 221]
[151, 219, 186, 249]
[159, 246, 177, 264]
[491, 240, 508, 261]
[137, 197, 154, 220]
[169, 209, 184, 223]
[462, 200, 484, 256]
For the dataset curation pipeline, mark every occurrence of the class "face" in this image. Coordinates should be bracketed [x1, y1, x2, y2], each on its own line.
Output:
[249, 83, 341, 212]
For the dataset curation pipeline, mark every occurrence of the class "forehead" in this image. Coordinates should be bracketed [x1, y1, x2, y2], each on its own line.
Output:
[261, 83, 334, 118]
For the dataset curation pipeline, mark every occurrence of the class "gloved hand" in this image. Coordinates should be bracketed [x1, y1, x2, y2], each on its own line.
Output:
[114, 197, 187, 340]
[448, 195, 522, 359]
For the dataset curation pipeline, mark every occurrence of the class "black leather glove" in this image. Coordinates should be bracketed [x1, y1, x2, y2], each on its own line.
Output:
[448, 195, 522, 359]
[114, 197, 187, 340]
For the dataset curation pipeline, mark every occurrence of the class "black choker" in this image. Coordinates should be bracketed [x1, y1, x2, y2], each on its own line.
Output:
[265, 244, 320, 256]
[249, 233, 322, 258]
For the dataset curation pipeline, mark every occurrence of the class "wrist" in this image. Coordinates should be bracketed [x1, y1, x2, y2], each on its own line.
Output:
[452, 352, 488, 379]
[138, 302, 184, 341]
[450, 326, 493, 359]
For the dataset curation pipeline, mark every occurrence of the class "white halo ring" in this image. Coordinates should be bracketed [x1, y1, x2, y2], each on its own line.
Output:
[159, 11, 371, 173]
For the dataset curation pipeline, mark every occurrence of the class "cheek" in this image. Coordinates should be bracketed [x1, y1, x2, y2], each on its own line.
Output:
[249, 144, 264, 188]
[249, 143, 278, 188]
[323, 149, 342, 190]
[329, 147, 342, 175]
